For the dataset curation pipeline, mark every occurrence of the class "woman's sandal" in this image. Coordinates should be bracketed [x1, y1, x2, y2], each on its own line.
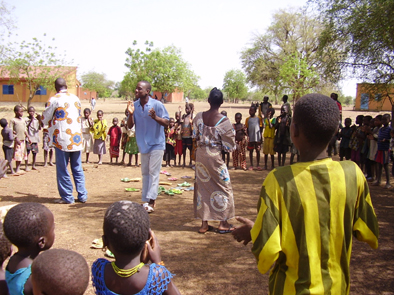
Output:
[217, 224, 236, 234]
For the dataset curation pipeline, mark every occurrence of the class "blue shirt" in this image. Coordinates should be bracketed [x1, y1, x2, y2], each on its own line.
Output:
[91, 258, 174, 295]
[377, 125, 392, 151]
[133, 97, 169, 154]
[5, 265, 31, 295]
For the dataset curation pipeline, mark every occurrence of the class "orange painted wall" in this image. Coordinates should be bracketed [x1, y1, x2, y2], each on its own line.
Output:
[355, 83, 393, 111]
[0, 69, 86, 103]
[152, 90, 184, 103]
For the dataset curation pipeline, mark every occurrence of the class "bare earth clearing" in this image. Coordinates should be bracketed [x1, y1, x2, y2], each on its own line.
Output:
[0, 99, 393, 295]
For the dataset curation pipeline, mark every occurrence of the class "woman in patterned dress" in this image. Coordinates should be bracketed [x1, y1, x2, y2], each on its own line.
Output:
[192, 88, 236, 234]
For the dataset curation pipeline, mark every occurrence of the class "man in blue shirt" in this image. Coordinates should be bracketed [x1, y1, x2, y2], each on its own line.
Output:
[127, 81, 169, 212]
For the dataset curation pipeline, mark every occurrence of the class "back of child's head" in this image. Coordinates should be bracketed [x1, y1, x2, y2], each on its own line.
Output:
[3, 203, 54, 249]
[104, 201, 149, 257]
[0, 222, 11, 266]
[293, 93, 339, 148]
[31, 249, 89, 295]
[221, 110, 227, 117]
[0, 119, 7, 128]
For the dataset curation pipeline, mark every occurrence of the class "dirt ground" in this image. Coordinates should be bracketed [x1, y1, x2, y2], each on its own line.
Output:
[0, 99, 393, 295]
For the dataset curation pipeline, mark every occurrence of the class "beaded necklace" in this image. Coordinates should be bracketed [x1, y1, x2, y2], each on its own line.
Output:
[111, 262, 144, 278]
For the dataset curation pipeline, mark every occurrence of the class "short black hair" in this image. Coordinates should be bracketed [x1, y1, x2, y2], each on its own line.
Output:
[13, 105, 22, 113]
[330, 93, 338, 100]
[221, 110, 227, 116]
[97, 110, 104, 115]
[282, 95, 288, 102]
[3, 203, 52, 248]
[140, 80, 152, 92]
[364, 115, 373, 122]
[375, 115, 383, 121]
[103, 201, 150, 257]
[31, 249, 89, 295]
[0, 118, 7, 128]
[267, 107, 275, 116]
[208, 88, 223, 106]
[235, 112, 242, 117]
[83, 108, 91, 114]
[28, 106, 35, 111]
[0, 222, 11, 265]
[293, 93, 339, 147]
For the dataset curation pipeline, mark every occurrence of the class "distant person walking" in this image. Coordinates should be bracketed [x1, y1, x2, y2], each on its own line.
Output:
[41, 78, 88, 204]
[91, 97, 96, 111]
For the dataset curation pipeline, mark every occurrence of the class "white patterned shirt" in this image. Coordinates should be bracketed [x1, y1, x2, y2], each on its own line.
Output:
[41, 89, 83, 152]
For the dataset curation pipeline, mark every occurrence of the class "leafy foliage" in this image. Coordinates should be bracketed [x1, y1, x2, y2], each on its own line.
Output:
[122, 41, 199, 98]
[316, 0, 394, 118]
[80, 71, 114, 98]
[222, 69, 248, 102]
[1, 36, 70, 107]
[241, 8, 340, 102]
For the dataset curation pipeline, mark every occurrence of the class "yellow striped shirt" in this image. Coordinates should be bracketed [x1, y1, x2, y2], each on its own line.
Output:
[251, 158, 379, 295]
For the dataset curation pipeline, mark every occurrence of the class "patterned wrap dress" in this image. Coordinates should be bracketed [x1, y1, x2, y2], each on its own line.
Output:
[192, 112, 236, 221]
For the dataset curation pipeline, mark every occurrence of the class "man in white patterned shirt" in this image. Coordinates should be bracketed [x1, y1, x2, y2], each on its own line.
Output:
[41, 78, 88, 204]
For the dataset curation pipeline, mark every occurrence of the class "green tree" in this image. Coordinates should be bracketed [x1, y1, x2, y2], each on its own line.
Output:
[241, 8, 340, 103]
[222, 69, 248, 103]
[123, 41, 199, 99]
[316, 0, 394, 121]
[188, 85, 206, 100]
[1, 36, 70, 107]
[279, 53, 319, 100]
[80, 71, 114, 98]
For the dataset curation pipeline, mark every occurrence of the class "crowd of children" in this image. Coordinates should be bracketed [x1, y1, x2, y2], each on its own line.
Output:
[1, 100, 393, 187]
[0, 93, 388, 295]
[0, 201, 179, 295]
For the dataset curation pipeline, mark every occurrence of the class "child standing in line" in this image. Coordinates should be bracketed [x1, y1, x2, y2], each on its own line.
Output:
[120, 109, 129, 165]
[232, 113, 247, 171]
[367, 115, 382, 181]
[274, 105, 291, 167]
[81, 108, 94, 163]
[124, 124, 139, 167]
[41, 102, 54, 167]
[164, 118, 176, 167]
[372, 114, 392, 189]
[93, 110, 107, 165]
[4, 203, 55, 295]
[107, 118, 122, 164]
[10, 105, 30, 173]
[0, 222, 11, 295]
[246, 105, 263, 170]
[220, 110, 230, 168]
[0, 118, 15, 175]
[339, 118, 353, 161]
[181, 103, 193, 168]
[91, 201, 180, 295]
[174, 108, 183, 166]
[349, 115, 365, 167]
[233, 94, 379, 295]
[31, 249, 89, 295]
[263, 108, 276, 170]
[25, 106, 41, 171]
[390, 129, 394, 178]
[361, 116, 372, 174]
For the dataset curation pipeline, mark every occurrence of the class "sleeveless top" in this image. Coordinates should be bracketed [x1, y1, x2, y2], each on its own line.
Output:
[92, 258, 173, 295]
[5, 265, 31, 295]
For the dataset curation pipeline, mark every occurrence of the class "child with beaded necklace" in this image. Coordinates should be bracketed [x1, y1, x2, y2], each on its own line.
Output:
[91, 201, 180, 295]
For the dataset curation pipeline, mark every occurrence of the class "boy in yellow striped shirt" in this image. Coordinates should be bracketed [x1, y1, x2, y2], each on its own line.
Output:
[233, 93, 379, 295]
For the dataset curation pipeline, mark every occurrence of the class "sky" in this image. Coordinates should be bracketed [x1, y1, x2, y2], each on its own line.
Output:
[7, 0, 357, 96]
